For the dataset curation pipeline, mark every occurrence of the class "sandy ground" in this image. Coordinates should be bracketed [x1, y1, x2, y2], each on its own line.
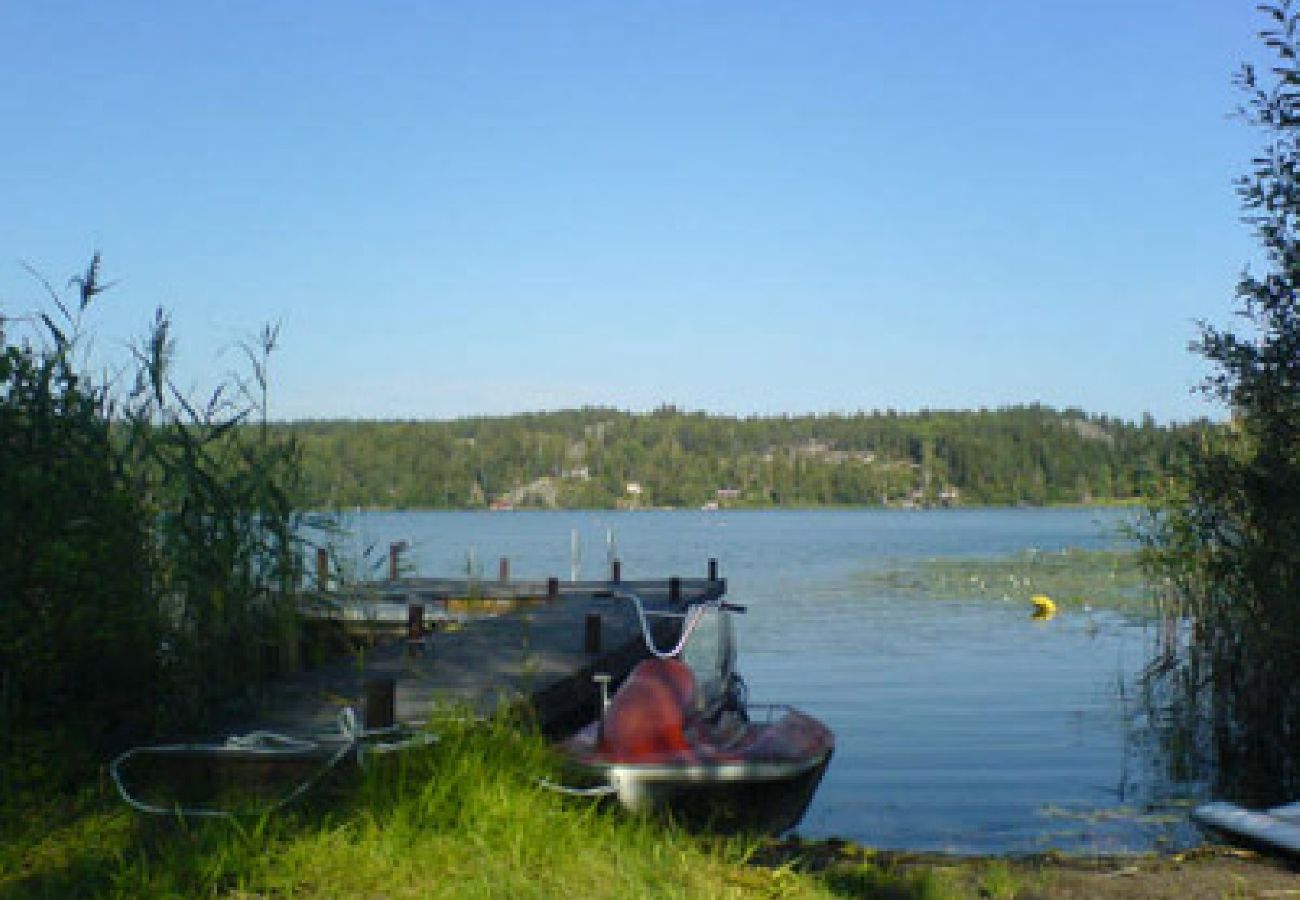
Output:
[987, 848, 1300, 899]
[760, 840, 1300, 899]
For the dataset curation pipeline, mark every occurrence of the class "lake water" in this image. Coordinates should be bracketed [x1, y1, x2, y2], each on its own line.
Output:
[340, 507, 1203, 853]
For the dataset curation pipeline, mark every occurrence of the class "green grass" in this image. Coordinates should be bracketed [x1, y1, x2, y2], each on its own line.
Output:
[859, 548, 1152, 614]
[4, 711, 973, 899]
[15, 716, 1262, 899]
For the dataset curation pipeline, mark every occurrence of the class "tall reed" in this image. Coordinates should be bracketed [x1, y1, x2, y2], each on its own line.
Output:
[1, 256, 318, 800]
[0, 257, 158, 795]
[117, 310, 314, 731]
[1140, 2, 1300, 800]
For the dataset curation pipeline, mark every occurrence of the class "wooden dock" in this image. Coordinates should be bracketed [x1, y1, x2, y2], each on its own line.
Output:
[221, 572, 727, 746]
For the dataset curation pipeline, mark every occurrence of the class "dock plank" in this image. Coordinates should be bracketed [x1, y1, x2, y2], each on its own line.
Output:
[220, 580, 724, 744]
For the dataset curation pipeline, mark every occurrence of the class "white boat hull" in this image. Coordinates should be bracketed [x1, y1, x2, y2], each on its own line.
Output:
[1193, 800, 1300, 854]
[598, 750, 833, 833]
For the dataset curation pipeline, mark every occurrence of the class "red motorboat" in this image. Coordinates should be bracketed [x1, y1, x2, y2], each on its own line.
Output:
[558, 595, 833, 833]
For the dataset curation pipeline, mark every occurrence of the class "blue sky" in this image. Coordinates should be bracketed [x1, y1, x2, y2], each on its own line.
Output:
[0, 1, 1262, 422]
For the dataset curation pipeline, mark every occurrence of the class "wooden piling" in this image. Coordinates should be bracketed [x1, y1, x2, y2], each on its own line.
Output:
[364, 677, 396, 730]
[611, 559, 622, 583]
[316, 548, 330, 590]
[498, 556, 510, 583]
[708, 558, 718, 582]
[407, 603, 426, 657]
[584, 613, 601, 653]
[669, 576, 682, 604]
[388, 541, 408, 581]
[547, 577, 559, 601]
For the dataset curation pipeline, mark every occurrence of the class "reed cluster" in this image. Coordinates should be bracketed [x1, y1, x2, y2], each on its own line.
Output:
[0, 256, 318, 803]
[1139, 2, 1300, 800]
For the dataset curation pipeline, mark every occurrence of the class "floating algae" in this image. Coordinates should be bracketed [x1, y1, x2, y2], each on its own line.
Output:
[858, 548, 1153, 614]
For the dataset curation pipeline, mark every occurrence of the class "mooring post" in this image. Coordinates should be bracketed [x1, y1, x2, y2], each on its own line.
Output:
[547, 576, 559, 601]
[315, 547, 330, 591]
[498, 556, 510, 583]
[584, 613, 602, 653]
[669, 576, 682, 604]
[364, 677, 396, 730]
[407, 603, 429, 657]
[611, 559, 622, 583]
[388, 541, 408, 581]
[708, 557, 718, 582]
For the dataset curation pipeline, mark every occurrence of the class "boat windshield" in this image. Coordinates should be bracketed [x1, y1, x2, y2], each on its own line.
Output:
[678, 604, 736, 714]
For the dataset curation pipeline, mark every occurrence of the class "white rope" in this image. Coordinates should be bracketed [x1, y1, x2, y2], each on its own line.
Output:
[350, 710, 439, 770]
[223, 731, 320, 754]
[615, 590, 713, 659]
[536, 777, 618, 797]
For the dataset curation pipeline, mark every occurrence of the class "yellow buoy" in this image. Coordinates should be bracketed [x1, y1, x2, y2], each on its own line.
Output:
[1031, 594, 1057, 619]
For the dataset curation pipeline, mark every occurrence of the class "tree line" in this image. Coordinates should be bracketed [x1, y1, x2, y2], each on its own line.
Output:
[278, 405, 1213, 510]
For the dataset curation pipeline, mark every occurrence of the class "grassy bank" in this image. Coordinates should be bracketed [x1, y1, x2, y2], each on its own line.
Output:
[1, 713, 840, 899]
[859, 549, 1152, 614]
[6, 712, 1297, 898]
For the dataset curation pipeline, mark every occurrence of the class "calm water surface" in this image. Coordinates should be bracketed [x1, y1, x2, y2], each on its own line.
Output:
[344, 508, 1202, 853]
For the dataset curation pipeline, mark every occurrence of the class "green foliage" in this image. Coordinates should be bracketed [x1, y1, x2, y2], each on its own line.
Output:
[0, 257, 312, 802]
[284, 405, 1202, 510]
[1142, 2, 1300, 797]
[0, 264, 158, 795]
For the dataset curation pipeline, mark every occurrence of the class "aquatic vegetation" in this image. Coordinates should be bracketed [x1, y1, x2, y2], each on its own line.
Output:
[859, 549, 1153, 614]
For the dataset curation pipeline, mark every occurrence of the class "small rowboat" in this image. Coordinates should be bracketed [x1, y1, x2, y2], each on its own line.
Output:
[558, 594, 833, 833]
[110, 709, 436, 818]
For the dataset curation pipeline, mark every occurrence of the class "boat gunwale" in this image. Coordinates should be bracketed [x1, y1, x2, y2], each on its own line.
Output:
[578, 752, 832, 784]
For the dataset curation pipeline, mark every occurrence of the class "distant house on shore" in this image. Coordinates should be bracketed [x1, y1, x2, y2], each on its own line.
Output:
[621, 480, 644, 510]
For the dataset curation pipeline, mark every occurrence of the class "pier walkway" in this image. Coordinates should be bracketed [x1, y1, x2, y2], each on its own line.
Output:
[219, 575, 726, 747]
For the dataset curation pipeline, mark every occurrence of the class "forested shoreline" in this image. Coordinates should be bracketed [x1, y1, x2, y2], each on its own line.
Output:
[281, 404, 1212, 510]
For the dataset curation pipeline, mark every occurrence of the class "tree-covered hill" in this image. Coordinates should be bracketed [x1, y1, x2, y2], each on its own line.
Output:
[277, 405, 1210, 510]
